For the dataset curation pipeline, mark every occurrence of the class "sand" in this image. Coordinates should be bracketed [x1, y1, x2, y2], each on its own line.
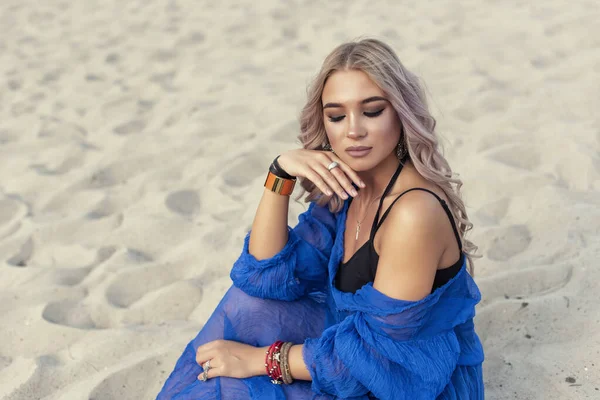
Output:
[0, 0, 598, 399]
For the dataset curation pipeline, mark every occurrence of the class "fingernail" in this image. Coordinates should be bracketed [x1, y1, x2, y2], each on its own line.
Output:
[341, 192, 348, 199]
[351, 189, 358, 196]
[360, 181, 366, 188]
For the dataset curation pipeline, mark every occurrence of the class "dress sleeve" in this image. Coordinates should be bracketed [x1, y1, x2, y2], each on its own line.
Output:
[229, 201, 337, 301]
[302, 279, 480, 400]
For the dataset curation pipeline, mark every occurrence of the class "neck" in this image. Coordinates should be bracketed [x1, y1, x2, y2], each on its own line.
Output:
[355, 154, 403, 203]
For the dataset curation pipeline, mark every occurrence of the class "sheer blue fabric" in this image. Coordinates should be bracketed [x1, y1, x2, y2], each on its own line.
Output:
[157, 200, 485, 399]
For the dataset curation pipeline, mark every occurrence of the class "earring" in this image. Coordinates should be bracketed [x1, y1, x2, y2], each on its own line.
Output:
[322, 142, 332, 151]
[396, 139, 407, 160]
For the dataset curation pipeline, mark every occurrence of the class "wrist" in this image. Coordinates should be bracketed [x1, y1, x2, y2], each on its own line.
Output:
[271, 155, 296, 179]
[265, 155, 296, 196]
[257, 346, 270, 376]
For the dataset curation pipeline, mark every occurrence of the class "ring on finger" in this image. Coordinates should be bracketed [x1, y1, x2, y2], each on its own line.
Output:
[327, 161, 339, 171]
[200, 369, 209, 381]
[200, 360, 212, 382]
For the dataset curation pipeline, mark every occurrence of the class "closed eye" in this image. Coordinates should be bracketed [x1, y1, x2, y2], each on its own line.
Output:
[364, 109, 384, 118]
[327, 109, 385, 123]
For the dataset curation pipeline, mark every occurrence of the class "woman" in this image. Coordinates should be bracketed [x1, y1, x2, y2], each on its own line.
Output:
[157, 38, 484, 399]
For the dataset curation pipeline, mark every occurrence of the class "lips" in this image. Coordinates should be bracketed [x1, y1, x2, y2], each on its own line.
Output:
[345, 147, 372, 158]
[345, 146, 372, 151]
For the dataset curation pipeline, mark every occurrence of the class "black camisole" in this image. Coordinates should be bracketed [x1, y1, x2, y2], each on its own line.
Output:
[335, 159, 464, 294]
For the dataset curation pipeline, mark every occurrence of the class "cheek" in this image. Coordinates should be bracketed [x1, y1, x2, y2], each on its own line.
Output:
[324, 122, 344, 139]
[369, 117, 400, 139]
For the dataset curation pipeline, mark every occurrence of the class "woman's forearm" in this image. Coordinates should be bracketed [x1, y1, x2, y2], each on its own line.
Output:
[248, 187, 291, 260]
[288, 344, 311, 381]
[255, 344, 312, 381]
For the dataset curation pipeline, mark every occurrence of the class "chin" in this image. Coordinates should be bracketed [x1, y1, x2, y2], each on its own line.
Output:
[344, 158, 379, 172]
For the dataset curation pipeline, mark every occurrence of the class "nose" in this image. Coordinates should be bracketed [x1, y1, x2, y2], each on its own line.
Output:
[346, 112, 366, 138]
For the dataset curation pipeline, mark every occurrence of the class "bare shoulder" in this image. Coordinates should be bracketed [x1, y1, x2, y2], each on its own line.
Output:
[372, 182, 451, 302]
[397, 160, 450, 202]
[378, 189, 450, 259]
[379, 159, 452, 244]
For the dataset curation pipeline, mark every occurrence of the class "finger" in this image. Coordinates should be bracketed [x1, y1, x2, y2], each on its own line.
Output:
[328, 154, 365, 189]
[315, 153, 359, 197]
[196, 345, 218, 366]
[303, 168, 335, 197]
[313, 163, 354, 199]
[201, 358, 218, 370]
[197, 364, 221, 381]
[318, 162, 359, 198]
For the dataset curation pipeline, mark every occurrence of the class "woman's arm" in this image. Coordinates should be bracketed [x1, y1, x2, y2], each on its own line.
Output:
[230, 197, 337, 301]
[247, 188, 293, 260]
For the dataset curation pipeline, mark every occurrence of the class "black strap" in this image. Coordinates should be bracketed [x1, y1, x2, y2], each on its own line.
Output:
[368, 158, 407, 241]
[371, 187, 463, 252]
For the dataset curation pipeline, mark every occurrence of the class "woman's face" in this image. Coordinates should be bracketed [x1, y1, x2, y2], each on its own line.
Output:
[321, 69, 401, 171]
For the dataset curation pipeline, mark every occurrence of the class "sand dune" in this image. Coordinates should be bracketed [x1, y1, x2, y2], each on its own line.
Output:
[0, 0, 599, 399]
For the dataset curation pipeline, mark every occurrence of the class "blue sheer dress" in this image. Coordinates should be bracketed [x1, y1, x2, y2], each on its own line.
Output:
[157, 199, 485, 399]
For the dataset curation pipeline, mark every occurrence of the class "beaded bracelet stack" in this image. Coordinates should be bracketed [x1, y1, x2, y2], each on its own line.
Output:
[265, 340, 294, 385]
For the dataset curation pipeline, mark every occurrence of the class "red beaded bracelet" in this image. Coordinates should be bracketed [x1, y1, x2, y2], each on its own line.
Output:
[265, 341, 284, 384]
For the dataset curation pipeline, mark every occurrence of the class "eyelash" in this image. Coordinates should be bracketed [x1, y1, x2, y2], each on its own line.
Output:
[328, 109, 384, 123]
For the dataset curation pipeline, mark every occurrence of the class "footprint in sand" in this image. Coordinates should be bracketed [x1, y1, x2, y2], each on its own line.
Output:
[486, 224, 532, 262]
[30, 152, 85, 176]
[475, 263, 574, 342]
[88, 354, 173, 400]
[474, 197, 511, 226]
[7, 237, 34, 267]
[220, 154, 265, 187]
[113, 119, 146, 135]
[52, 267, 93, 287]
[487, 145, 541, 171]
[96, 246, 118, 264]
[176, 30, 205, 48]
[105, 52, 120, 64]
[38, 116, 87, 139]
[79, 157, 156, 190]
[101, 96, 143, 122]
[150, 48, 177, 62]
[121, 281, 204, 325]
[42, 299, 97, 329]
[85, 168, 119, 189]
[39, 68, 64, 86]
[52, 246, 118, 286]
[149, 71, 177, 91]
[477, 263, 573, 309]
[165, 190, 200, 216]
[106, 264, 172, 309]
[7, 78, 22, 91]
[201, 226, 232, 251]
[85, 197, 119, 220]
[125, 248, 154, 264]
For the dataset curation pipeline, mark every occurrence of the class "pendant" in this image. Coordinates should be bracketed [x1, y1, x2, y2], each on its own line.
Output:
[355, 221, 360, 241]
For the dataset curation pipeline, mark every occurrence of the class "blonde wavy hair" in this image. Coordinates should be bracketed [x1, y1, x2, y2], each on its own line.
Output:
[294, 38, 479, 273]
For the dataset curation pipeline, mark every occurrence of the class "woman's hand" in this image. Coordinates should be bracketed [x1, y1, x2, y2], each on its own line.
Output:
[277, 149, 365, 199]
[196, 340, 266, 380]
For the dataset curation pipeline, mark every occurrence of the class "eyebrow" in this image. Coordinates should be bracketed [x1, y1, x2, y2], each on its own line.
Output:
[322, 96, 388, 109]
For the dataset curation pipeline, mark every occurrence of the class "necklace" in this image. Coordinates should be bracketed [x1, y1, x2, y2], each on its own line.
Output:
[353, 193, 384, 241]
